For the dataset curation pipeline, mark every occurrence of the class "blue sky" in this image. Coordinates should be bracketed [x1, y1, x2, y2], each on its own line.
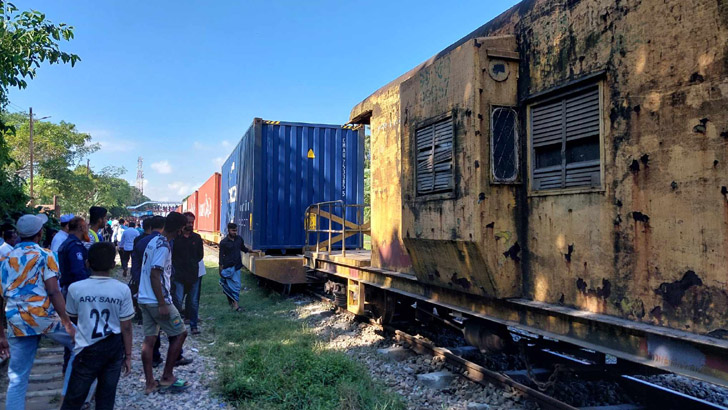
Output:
[8, 1, 519, 202]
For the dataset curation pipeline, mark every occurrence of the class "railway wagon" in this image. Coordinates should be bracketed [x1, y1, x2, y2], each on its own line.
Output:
[222, 118, 366, 284]
[188, 191, 199, 230]
[196, 172, 222, 243]
[304, 0, 728, 388]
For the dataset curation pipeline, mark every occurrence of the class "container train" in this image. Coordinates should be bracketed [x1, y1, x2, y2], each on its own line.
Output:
[180, 0, 728, 389]
[179, 117, 365, 286]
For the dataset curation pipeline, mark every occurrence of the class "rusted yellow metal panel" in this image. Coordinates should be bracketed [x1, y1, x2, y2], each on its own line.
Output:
[347, 279, 366, 315]
[197, 230, 222, 244]
[349, 0, 728, 336]
[245, 254, 307, 285]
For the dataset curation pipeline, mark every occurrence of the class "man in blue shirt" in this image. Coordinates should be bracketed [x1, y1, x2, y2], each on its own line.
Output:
[58, 217, 91, 294]
[57, 216, 91, 373]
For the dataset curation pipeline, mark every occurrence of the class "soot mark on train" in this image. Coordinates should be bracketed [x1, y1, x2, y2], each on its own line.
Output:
[655, 270, 703, 308]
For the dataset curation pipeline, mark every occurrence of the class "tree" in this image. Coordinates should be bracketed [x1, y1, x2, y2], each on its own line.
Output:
[34, 165, 149, 217]
[0, 1, 79, 211]
[2, 112, 99, 180]
[0, 2, 79, 111]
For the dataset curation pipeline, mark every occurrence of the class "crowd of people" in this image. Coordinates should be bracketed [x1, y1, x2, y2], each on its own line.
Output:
[0, 207, 250, 409]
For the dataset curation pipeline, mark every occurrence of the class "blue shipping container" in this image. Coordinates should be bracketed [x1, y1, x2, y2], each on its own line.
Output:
[220, 118, 365, 252]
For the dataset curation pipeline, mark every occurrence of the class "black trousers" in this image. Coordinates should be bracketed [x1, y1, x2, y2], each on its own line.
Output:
[61, 334, 124, 410]
[119, 249, 131, 271]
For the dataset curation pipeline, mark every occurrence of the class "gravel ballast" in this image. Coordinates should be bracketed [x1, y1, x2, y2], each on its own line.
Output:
[112, 317, 232, 410]
[294, 296, 539, 410]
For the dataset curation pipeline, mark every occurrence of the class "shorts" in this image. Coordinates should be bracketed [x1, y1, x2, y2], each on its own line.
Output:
[139, 303, 186, 337]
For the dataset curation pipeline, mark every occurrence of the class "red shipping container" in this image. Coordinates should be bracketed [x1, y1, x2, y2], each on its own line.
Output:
[185, 191, 199, 230]
[196, 173, 221, 234]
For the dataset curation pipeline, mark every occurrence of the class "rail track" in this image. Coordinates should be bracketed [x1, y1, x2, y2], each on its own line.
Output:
[307, 289, 728, 410]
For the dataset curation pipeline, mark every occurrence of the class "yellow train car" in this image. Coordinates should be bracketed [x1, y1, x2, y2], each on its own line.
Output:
[306, 0, 728, 388]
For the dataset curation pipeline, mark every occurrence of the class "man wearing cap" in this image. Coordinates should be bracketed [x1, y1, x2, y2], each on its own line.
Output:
[0, 213, 77, 409]
[51, 214, 74, 253]
[58, 216, 92, 295]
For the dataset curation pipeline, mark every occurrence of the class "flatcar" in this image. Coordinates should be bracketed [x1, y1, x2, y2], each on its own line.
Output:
[303, 0, 728, 389]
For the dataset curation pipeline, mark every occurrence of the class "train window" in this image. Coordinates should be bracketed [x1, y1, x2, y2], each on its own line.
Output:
[416, 116, 454, 196]
[531, 85, 601, 191]
[491, 107, 518, 183]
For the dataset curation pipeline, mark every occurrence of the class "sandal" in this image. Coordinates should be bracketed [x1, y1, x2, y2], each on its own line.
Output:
[144, 380, 161, 395]
[234, 306, 243, 312]
[160, 378, 192, 394]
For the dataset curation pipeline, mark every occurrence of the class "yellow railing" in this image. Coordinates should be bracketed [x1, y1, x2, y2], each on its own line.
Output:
[304, 200, 369, 256]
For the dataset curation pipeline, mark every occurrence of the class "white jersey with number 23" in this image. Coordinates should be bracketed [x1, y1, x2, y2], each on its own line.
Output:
[66, 276, 135, 353]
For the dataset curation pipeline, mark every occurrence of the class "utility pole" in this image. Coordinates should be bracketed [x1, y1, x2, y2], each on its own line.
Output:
[29, 107, 34, 205]
[28, 108, 50, 206]
[87, 158, 90, 176]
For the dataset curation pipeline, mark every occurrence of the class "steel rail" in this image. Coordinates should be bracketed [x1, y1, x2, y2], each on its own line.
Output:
[390, 328, 578, 410]
[306, 288, 728, 410]
[306, 289, 576, 409]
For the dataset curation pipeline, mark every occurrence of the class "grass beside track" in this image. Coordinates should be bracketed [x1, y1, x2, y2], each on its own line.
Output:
[199, 263, 404, 410]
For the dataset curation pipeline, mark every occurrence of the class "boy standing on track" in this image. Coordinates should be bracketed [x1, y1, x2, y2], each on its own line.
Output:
[138, 212, 191, 394]
[218, 222, 249, 312]
[61, 242, 134, 410]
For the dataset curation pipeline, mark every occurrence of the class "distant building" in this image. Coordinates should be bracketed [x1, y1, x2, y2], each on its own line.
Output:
[126, 201, 181, 217]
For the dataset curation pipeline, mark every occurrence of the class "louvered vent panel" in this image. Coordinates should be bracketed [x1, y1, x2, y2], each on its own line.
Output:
[532, 101, 563, 147]
[566, 88, 599, 142]
[416, 117, 453, 195]
[531, 85, 601, 191]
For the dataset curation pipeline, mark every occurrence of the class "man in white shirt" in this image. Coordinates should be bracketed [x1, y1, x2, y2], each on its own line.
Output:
[138, 212, 191, 394]
[62, 242, 134, 409]
[0, 225, 16, 258]
[118, 221, 140, 277]
[51, 214, 74, 253]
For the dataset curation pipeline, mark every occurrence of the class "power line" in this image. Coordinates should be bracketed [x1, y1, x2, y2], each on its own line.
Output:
[6, 102, 24, 111]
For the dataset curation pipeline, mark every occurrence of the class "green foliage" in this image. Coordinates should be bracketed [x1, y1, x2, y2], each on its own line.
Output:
[0, 1, 79, 213]
[35, 165, 149, 216]
[200, 267, 403, 410]
[0, 133, 26, 212]
[0, 112, 147, 215]
[0, 1, 79, 109]
[2, 112, 99, 179]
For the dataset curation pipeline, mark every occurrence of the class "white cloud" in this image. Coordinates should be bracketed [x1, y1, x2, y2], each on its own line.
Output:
[151, 160, 172, 174]
[86, 129, 136, 153]
[212, 156, 225, 167]
[167, 181, 199, 196]
[192, 140, 232, 151]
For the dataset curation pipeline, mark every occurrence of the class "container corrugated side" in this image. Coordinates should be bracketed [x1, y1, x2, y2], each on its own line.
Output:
[220, 136, 244, 235]
[237, 118, 365, 251]
[196, 173, 221, 234]
[186, 191, 199, 230]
